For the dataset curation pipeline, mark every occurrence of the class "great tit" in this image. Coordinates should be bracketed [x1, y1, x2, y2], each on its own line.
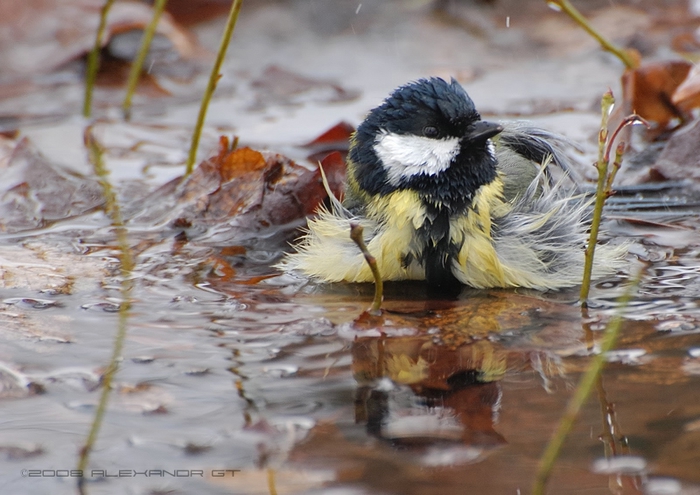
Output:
[281, 77, 626, 290]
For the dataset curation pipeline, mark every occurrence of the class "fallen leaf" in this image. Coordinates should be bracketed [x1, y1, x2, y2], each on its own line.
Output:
[164, 0, 233, 26]
[135, 138, 346, 245]
[93, 56, 172, 97]
[0, 137, 103, 233]
[218, 146, 268, 182]
[0, 0, 201, 77]
[318, 151, 347, 201]
[303, 121, 355, 164]
[302, 121, 354, 149]
[250, 65, 360, 109]
[672, 62, 700, 112]
[219, 245, 246, 256]
[620, 60, 692, 131]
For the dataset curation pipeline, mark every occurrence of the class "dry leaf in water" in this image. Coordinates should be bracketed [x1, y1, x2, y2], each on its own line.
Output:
[161, 138, 346, 244]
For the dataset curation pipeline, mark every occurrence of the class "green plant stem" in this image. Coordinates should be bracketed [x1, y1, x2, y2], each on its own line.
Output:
[77, 130, 135, 493]
[547, 0, 638, 69]
[185, 0, 243, 176]
[267, 468, 278, 495]
[349, 223, 384, 315]
[122, 0, 169, 120]
[83, 0, 116, 117]
[581, 109, 646, 306]
[532, 270, 640, 495]
[605, 142, 625, 193]
[580, 91, 614, 305]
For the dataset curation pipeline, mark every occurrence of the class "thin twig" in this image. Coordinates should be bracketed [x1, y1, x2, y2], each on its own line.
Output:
[533, 269, 641, 495]
[76, 129, 135, 493]
[122, 0, 169, 120]
[350, 223, 384, 315]
[546, 0, 638, 69]
[185, 0, 244, 176]
[580, 91, 614, 305]
[267, 468, 278, 495]
[83, 0, 116, 117]
[580, 97, 647, 306]
[604, 115, 646, 164]
[605, 141, 625, 193]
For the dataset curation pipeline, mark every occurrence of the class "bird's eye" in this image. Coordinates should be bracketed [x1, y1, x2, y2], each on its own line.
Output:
[422, 126, 439, 138]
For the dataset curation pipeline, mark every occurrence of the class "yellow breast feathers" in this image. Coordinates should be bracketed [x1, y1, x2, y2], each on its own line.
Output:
[283, 176, 515, 285]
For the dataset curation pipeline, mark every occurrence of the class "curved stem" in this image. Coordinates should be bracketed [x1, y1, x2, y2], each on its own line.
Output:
[77, 129, 135, 493]
[533, 270, 641, 495]
[547, 0, 638, 69]
[185, 0, 244, 176]
[122, 0, 169, 120]
[580, 91, 614, 305]
[350, 223, 384, 315]
[83, 0, 116, 117]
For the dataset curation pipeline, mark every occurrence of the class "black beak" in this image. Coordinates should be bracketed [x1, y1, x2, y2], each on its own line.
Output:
[464, 121, 503, 143]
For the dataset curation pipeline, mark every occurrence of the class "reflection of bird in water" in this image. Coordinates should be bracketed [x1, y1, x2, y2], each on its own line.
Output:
[353, 338, 507, 454]
[282, 77, 626, 290]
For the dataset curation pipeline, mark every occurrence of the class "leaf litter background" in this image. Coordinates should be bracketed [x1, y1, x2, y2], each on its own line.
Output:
[1, 1, 700, 494]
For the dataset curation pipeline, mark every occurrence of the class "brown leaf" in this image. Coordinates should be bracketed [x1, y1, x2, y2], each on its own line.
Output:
[672, 63, 700, 113]
[148, 139, 346, 243]
[0, 0, 201, 77]
[620, 60, 692, 131]
[303, 121, 355, 164]
[219, 245, 246, 256]
[165, 0, 240, 26]
[318, 151, 347, 201]
[94, 56, 172, 96]
[302, 121, 355, 149]
[217, 147, 268, 182]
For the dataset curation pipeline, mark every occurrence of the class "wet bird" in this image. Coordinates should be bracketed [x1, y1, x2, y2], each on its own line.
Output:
[280, 77, 626, 290]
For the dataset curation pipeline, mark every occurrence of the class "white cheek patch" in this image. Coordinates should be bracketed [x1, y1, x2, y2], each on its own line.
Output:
[486, 140, 496, 160]
[373, 131, 461, 186]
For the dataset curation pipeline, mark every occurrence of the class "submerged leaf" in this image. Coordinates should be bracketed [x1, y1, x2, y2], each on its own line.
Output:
[0, 137, 103, 232]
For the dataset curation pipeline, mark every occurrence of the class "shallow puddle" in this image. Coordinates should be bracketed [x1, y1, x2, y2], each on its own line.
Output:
[2, 207, 699, 495]
[2, 1, 700, 495]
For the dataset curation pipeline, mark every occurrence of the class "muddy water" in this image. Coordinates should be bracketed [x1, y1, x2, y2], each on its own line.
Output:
[2, 2, 700, 495]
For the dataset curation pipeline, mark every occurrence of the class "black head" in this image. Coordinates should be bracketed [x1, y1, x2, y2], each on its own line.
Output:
[349, 77, 502, 212]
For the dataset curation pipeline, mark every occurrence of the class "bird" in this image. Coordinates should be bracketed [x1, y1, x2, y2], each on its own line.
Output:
[279, 77, 626, 290]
